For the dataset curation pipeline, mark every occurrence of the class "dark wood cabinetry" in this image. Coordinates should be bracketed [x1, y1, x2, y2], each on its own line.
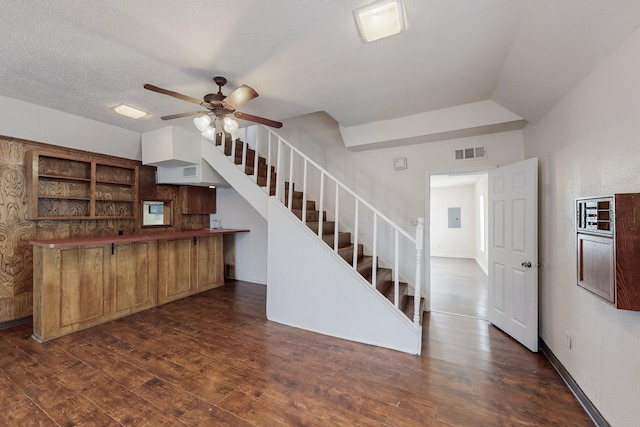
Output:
[26, 150, 139, 220]
[576, 194, 640, 310]
[179, 185, 216, 214]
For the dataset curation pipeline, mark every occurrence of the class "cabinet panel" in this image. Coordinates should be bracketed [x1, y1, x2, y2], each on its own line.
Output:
[157, 238, 193, 304]
[577, 233, 614, 303]
[194, 236, 224, 291]
[112, 242, 157, 315]
[180, 185, 216, 214]
[59, 246, 107, 328]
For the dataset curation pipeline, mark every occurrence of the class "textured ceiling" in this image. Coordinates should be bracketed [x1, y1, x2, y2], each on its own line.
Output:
[0, 0, 639, 134]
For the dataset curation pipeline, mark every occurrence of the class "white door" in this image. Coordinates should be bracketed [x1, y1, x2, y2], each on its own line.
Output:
[488, 158, 538, 352]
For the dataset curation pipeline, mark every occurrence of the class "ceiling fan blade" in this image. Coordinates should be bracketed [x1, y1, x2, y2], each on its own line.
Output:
[234, 112, 283, 128]
[222, 85, 259, 110]
[161, 111, 209, 120]
[144, 84, 203, 105]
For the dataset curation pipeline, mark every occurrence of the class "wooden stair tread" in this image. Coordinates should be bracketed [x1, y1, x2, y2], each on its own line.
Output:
[305, 221, 335, 235]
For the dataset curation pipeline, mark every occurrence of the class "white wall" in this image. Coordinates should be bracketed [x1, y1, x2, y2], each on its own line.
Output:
[524, 27, 640, 427]
[212, 187, 268, 285]
[0, 95, 140, 159]
[266, 199, 421, 354]
[430, 184, 475, 258]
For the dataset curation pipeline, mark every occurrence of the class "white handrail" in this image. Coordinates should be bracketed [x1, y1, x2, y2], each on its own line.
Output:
[221, 125, 424, 327]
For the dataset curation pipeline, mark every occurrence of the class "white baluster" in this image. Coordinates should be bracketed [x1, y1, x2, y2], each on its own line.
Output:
[334, 184, 340, 253]
[231, 137, 237, 166]
[372, 213, 377, 287]
[318, 172, 324, 238]
[276, 138, 282, 202]
[302, 159, 308, 225]
[353, 199, 359, 270]
[266, 132, 272, 194]
[241, 137, 247, 170]
[414, 217, 425, 325]
[253, 131, 260, 182]
[394, 229, 399, 308]
[288, 147, 294, 210]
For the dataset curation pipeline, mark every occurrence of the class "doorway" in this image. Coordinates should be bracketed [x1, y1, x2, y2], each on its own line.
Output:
[428, 171, 489, 319]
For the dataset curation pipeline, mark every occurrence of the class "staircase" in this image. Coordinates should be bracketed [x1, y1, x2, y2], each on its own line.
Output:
[200, 126, 425, 354]
[216, 133, 424, 322]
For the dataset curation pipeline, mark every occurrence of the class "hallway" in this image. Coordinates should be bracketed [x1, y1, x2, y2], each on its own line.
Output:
[430, 256, 488, 319]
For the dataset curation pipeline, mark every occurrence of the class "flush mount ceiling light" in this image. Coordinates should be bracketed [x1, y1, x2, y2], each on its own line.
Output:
[113, 104, 148, 119]
[353, 0, 406, 43]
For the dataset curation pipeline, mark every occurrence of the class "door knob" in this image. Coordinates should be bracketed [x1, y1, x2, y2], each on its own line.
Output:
[521, 261, 532, 268]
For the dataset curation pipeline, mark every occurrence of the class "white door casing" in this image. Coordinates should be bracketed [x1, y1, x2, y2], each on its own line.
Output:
[488, 158, 538, 352]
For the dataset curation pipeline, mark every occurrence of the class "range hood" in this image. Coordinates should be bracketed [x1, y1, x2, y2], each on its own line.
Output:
[141, 125, 228, 186]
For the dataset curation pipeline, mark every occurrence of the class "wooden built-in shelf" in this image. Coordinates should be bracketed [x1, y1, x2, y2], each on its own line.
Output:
[576, 194, 640, 310]
[26, 149, 139, 220]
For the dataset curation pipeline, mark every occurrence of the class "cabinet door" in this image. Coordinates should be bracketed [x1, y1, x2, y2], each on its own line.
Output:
[157, 238, 194, 304]
[112, 242, 157, 316]
[59, 246, 108, 328]
[180, 186, 216, 214]
[194, 236, 224, 291]
[577, 233, 615, 303]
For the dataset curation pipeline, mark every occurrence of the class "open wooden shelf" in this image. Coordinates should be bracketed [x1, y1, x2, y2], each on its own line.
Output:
[26, 150, 139, 220]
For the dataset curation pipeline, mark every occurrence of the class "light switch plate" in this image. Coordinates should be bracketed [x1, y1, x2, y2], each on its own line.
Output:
[393, 157, 407, 170]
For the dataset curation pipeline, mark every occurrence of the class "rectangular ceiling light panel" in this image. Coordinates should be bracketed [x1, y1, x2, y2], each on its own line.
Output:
[113, 104, 148, 119]
[353, 0, 406, 43]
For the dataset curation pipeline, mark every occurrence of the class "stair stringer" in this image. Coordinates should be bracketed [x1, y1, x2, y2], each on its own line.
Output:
[201, 139, 269, 220]
[266, 199, 422, 355]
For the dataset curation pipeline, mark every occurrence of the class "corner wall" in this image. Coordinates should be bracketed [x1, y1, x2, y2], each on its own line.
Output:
[524, 27, 640, 426]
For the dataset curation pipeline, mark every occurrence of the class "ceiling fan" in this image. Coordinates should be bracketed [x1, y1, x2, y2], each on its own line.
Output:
[143, 76, 282, 129]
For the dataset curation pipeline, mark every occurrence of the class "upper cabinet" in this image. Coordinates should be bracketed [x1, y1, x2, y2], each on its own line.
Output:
[26, 150, 139, 220]
[179, 185, 216, 214]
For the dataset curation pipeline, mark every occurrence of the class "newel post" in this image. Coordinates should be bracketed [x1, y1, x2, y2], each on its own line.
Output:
[414, 217, 425, 325]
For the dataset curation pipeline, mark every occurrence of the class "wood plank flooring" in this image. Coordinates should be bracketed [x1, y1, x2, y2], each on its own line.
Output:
[0, 281, 593, 426]
[430, 257, 489, 319]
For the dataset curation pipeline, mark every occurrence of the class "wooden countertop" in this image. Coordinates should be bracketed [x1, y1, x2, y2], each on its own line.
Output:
[30, 228, 249, 249]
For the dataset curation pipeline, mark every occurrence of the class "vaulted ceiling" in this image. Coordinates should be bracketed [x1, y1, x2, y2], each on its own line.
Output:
[1, 0, 639, 135]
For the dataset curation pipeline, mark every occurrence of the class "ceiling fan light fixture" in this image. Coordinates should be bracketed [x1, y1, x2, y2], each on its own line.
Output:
[113, 104, 147, 119]
[193, 115, 212, 132]
[223, 116, 239, 133]
[353, 0, 406, 43]
[201, 126, 216, 141]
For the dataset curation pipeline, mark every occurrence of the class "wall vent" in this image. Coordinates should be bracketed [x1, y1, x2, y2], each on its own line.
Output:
[183, 166, 197, 177]
[455, 146, 487, 160]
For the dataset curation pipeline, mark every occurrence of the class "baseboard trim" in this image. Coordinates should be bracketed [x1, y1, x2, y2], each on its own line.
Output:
[0, 316, 32, 331]
[540, 339, 609, 427]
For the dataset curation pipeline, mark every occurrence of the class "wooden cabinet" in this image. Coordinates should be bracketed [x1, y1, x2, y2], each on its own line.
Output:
[576, 194, 640, 310]
[26, 150, 139, 220]
[31, 230, 239, 341]
[179, 185, 216, 214]
[32, 241, 157, 341]
[157, 235, 223, 304]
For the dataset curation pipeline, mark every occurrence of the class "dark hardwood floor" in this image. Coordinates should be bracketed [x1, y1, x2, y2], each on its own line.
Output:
[0, 281, 592, 426]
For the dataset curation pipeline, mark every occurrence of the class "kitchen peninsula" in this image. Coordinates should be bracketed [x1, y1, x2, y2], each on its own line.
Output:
[30, 228, 248, 342]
